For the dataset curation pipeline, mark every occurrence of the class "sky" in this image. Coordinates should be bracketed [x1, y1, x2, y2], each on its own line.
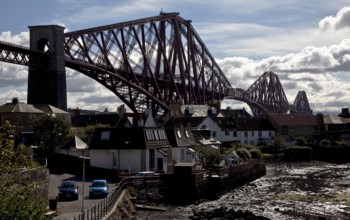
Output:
[1, 0, 350, 115]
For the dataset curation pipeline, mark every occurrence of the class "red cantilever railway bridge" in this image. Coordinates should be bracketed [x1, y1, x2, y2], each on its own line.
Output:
[0, 12, 311, 116]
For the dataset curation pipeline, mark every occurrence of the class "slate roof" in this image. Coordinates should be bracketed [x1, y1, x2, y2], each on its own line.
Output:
[220, 108, 252, 118]
[210, 117, 237, 130]
[235, 117, 274, 130]
[33, 104, 70, 114]
[0, 103, 43, 113]
[71, 113, 122, 127]
[164, 117, 206, 128]
[89, 127, 170, 150]
[165, 127, 197, 147]
[323, 115, 350, 124]
[268, 113, 317, 126]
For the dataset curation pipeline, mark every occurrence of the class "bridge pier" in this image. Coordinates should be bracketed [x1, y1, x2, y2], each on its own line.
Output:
[27, 25, 67, 110]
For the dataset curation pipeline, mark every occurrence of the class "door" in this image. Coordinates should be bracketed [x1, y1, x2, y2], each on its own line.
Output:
[157, 158, 163, 171]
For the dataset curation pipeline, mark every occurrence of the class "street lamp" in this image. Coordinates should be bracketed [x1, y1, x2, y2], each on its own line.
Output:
[79, 155, 89, 213]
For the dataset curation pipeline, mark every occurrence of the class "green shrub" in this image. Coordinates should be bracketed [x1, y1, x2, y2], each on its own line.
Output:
[236, 148, 251, 162]
[319, 139, 331, 147]
[248, 148, 262, 159]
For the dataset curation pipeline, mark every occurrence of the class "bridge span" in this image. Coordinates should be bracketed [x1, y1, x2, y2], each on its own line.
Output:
[0, 12, 312, 116]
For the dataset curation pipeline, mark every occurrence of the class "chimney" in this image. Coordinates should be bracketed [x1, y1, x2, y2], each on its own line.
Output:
[338, 108, 350, 118]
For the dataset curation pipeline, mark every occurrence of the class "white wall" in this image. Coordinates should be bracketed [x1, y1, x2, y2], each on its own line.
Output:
[90, 149, 112, 169]
[119, 149, 141, 173]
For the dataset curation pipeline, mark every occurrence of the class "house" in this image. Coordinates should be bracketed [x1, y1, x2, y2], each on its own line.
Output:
[220, 107, 252, 118]
[89, 127, 171, 173]
[0, 98, 71, 146]
[165, 116, 221, 160]
[268, 113, 317, 145]
[164, 122, 198, 163]
[89, 109, 171, 173]
[320, 108, 350, 142]
[234, 118, 275, 146]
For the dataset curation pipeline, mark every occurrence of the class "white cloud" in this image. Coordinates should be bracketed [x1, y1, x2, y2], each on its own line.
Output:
[1, 4, 350, 115]
[319, 6, 350, 31]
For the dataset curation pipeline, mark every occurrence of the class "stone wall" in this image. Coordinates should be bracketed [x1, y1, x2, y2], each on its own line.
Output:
[165, 159, 266, 204]
[103, 189, 136, 220]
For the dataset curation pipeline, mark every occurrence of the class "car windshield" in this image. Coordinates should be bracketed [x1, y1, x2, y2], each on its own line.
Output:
[92, 181, 106, 187]
[61, 182, 75, 188]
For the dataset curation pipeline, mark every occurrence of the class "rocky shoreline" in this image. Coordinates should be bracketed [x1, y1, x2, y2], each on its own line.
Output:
[134, 161, 350, 220]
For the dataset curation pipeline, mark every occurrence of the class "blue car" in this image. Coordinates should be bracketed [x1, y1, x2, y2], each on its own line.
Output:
[58, 180, 79, 201]
[89, 179, 108, 199]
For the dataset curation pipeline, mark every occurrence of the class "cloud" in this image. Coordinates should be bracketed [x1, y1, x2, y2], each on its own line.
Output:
[319, 6, 350, 31]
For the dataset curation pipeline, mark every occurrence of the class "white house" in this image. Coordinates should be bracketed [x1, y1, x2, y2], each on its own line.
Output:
[88, 110, 171, 174]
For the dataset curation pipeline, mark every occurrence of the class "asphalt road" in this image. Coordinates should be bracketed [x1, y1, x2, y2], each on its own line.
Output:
[49, 173, 118, 220]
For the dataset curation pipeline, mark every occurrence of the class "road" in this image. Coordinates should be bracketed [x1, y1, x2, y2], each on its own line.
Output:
[49, 173, 118, 220]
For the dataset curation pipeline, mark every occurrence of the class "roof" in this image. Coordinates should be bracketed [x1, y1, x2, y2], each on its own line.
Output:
[268, 113, 317, 126]
[89, 127, 170, 150]
[164, 117, 206, 128]
[220, 107, 252, 118]
[235, 117, 274, 130]
[71, 113, 122, 127]
[210, 117, 237, 130]
[181, 105, 217, 117]
[0, 103, 43, 113]
[323, 115, 350, 124]
[33, 104, 70, 114]
[165, 127, 197, 147]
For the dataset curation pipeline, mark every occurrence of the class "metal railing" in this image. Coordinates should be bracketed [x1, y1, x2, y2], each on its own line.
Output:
[73, 179, 127, 220]
[72, 175, 161, 220]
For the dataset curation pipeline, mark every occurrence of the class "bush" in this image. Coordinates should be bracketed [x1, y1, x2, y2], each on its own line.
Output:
[282, 146, 312, 162]
[236, 148, 251, 162]
[248, 148, 262, 159]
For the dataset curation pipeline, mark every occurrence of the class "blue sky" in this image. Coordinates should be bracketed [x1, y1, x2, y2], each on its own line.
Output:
[1, 0, 350, 115]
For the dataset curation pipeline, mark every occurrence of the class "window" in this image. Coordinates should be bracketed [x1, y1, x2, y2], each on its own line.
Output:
[158, 129, 166, 139]
[101, 131, 110, 141]
[258, 131, 262, 137]
[153, 130, 159, 140]
[185, 130, 189, 138]
[180, 148, 185, 162]
[251, 131, 254, 137]
[149, 149, 155, 168]
[244, 131, 248, 137]
[269, 131, 272, 137]
[225, 130, 229, 136]
[212, 131, 216, 137]
[177, 130, 181, 138]
[233, 131, 237, 137]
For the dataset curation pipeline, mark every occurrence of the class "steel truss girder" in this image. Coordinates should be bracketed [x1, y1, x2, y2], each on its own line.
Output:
[0, 40, 46, 67]
[292, 91, 312, 114]
[247, 71, 289, 114]
[63, 12, 232, 115]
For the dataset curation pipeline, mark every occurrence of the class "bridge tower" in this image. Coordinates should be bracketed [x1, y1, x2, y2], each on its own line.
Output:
[27, 25, 67, 110]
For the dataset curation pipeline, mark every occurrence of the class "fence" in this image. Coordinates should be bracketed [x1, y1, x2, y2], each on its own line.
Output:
[72, 175, 161, 220]
[72, 179, 126, 220]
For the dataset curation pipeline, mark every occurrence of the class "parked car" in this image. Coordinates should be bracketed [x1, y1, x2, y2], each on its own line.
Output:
[135, 171, 156, 177]
[57, 180, 79, 201]
[89, 179, 109, 199]
[134, 171, 160, 186]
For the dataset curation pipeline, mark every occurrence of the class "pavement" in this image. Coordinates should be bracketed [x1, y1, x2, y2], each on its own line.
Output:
[48, 172, 118, 220]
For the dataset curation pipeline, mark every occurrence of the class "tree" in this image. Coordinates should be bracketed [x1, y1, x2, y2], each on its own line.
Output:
[32, 114, 73, 155]
[0, 121, 47, 219]
[79, 123, 110, 145]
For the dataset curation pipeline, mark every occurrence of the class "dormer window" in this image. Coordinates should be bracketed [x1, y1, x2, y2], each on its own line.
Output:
[185, 130, 189, 138]
[101, 131, 110, 141]
[177, 130, 181, 138]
